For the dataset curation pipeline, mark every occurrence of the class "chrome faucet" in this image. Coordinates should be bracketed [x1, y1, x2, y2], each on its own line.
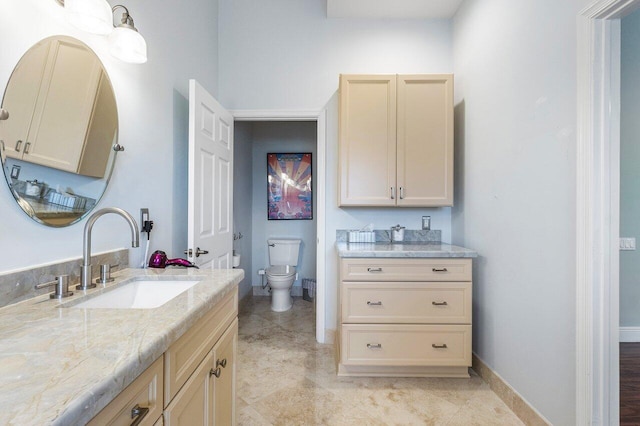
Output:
[78, 207, 140, 290]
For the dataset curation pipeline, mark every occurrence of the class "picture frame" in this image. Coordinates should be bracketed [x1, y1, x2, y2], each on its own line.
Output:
[267, 153, 312, 220]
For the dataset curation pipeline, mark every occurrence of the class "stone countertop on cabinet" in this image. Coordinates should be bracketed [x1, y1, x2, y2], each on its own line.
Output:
[336, 241, 478, 258]
[0, 267, 244, 426]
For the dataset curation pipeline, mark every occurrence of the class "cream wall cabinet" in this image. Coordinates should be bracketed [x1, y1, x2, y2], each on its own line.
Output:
[338, 74, 453, 207]
[338, 258, 471, 377]
[89, 290, 238, 426]
[2, 37, 116, 178]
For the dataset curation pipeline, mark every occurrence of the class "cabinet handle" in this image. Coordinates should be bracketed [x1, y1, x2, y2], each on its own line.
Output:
[367, 343, 382, 349]
[14, 140, 22, 152]
[367, 267, 382, 273]
[432, 268, 448, 273]
[432, 344, 448, 349]
[367, 301, 382, 306]
[23, 142, 31, 154]
[130, 404, 149, 426]
[399, 187, 404, 199]
[390, 187, 395, 200]
[210, 367, 221, 378]
[432, 301, 448, 306]
[216, 358, 227, 368]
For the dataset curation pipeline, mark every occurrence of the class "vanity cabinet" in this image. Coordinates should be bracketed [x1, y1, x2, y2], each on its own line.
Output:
[338, 74, 453, 207]
[88, 289, 238, 426]
[337, 258, 472, 377]
[1, 37, 116, 177]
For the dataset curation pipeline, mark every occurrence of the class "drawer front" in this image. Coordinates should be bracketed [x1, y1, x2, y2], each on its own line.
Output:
[342, 282, 471, 324]
[164, 290, 237, 405]
[341, 258, 472, 282]
[341, 324, 471, 367]
[88, 356, 163, 426]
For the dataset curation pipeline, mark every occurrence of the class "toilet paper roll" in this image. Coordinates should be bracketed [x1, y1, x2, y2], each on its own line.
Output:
[232, 254, 241, 268]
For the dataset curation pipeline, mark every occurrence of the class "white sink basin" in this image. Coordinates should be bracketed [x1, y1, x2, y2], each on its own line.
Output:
[72, 279, 200, 309]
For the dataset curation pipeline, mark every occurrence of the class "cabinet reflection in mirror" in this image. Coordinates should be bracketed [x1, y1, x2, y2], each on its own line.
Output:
[0, 35, 119, 227]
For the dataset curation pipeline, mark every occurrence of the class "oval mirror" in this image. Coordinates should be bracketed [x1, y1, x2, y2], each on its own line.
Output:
[0, 35, 118, 227]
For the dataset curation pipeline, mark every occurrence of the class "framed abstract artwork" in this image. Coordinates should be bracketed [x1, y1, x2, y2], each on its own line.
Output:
[267, 153, 312, 220]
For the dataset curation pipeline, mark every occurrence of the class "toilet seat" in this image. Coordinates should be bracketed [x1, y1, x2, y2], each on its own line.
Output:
[266, 265, 296, 278]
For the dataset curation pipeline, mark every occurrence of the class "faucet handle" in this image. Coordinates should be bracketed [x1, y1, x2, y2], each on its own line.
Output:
[96, 264, 115, 284]
[35, 275, 74, 299]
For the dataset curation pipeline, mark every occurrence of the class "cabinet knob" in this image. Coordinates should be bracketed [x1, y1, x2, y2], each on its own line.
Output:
[130, 404, 150, 426]
[216, 358, 227, 368]
[210, 367, 221, 378]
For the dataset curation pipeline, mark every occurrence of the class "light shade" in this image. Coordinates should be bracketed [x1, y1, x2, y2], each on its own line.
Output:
[108, 26, 147, 64]
[64, 0, 113, 35]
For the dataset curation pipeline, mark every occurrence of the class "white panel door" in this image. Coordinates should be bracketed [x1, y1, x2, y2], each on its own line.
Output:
[188, 80, 233, 269]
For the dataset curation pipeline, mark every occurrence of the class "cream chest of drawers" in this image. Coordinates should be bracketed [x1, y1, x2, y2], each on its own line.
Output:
[337, 257, 472, 377]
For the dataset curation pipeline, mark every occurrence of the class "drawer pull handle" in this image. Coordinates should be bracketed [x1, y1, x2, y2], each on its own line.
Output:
[367, 267, 383, 273]
[432, 344, 448, 349]
[432, 301, 448, 306]
[14, 140, 22, 152]
[130, 404, 150, 426]
[367, 343, 382, 349]
[432, 268, 448, 272]
[367, 301, 382, 306]
[210, 367, 221, 378]
[217, 358, 227, 368]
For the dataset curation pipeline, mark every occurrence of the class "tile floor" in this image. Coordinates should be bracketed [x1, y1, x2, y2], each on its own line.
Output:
[237, 296, 524, 426]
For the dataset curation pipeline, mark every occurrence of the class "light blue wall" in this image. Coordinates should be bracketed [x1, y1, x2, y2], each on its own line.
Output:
[233, 122, 254, 300]
[620, 9, 640, 327]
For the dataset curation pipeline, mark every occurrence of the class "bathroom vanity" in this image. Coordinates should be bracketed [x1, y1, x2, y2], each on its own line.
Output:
[0, 267, 243, 425]
[336, 242, 477, 377]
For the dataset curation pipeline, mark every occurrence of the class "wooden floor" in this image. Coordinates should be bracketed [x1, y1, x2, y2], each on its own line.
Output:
[621, 343, 640, 425]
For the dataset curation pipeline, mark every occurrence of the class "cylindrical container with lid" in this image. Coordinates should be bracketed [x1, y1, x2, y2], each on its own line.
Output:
[391, 224, 405, 243]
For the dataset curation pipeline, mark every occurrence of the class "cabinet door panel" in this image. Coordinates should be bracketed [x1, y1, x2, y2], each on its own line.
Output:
[397, 75, 453, 206]
[213, 319, 237, 425]
[339, 75, 396, 206]
[164, 351, 214, 426]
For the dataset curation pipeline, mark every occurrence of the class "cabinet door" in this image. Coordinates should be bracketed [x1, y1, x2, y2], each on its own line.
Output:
[164, 351, 214, 426]
[339, 75, 397, 206]
[213, 319, 237, 425]
[0, 39, 49, 160]
[24, 38, 102, 172]
[396, 75, 453, 206]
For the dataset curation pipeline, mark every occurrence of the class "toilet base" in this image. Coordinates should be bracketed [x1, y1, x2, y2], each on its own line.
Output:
[271, 288, 292, 312]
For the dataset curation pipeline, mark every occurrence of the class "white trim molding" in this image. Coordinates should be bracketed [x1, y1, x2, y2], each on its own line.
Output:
[619, 327, 640, 342]
[576, 1, 640, 424]
[231, 109, 328, 344]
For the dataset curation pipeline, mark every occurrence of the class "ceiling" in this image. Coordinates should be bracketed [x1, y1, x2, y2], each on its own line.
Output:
[326, 0, 465, 19]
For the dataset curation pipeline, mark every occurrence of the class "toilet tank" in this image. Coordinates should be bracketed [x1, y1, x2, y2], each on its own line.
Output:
[268, 239, 301, 266]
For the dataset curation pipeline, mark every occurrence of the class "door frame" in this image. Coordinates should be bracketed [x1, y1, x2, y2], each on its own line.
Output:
[231, 109, 327, 344]
[577, 0, 640, 423]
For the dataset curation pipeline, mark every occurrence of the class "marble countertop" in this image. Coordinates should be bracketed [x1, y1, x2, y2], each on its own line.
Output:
[0, 267, 244, 426]
[336, 241, 478, 258]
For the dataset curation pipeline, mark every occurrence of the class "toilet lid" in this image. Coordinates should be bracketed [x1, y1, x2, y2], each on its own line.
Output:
[266, 265, 296, 277]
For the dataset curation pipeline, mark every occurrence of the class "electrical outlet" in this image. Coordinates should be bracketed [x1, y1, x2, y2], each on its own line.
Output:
[620, 237, 636, 251]
[140, 208, 149, 233]
[257, 269, 266, 275]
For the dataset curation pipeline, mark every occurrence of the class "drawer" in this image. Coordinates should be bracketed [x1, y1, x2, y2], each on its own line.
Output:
[342, 282, 471, 324]
[88, 356, 163, 426]
[164, 290, 237, 405]
[340, 258, 472, 282]
[340, 324, 471, 367]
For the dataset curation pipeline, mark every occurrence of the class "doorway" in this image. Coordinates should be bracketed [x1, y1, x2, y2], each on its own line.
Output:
[231, 110, 327, 344]
[577, 0, 640, 423]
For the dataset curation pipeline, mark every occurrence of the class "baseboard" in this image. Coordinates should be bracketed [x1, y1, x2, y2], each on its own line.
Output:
[620, 327, 640, 342]
[472, 354, 552, 426]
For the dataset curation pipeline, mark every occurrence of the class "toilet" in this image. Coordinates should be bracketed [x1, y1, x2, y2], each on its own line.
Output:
[265, 238, 301, 312]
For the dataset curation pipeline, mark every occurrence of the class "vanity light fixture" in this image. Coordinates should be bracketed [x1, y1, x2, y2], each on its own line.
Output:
[55, 0, 147, 64]
[108, 5, 148, 64]
[60, 0, 113, 35]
